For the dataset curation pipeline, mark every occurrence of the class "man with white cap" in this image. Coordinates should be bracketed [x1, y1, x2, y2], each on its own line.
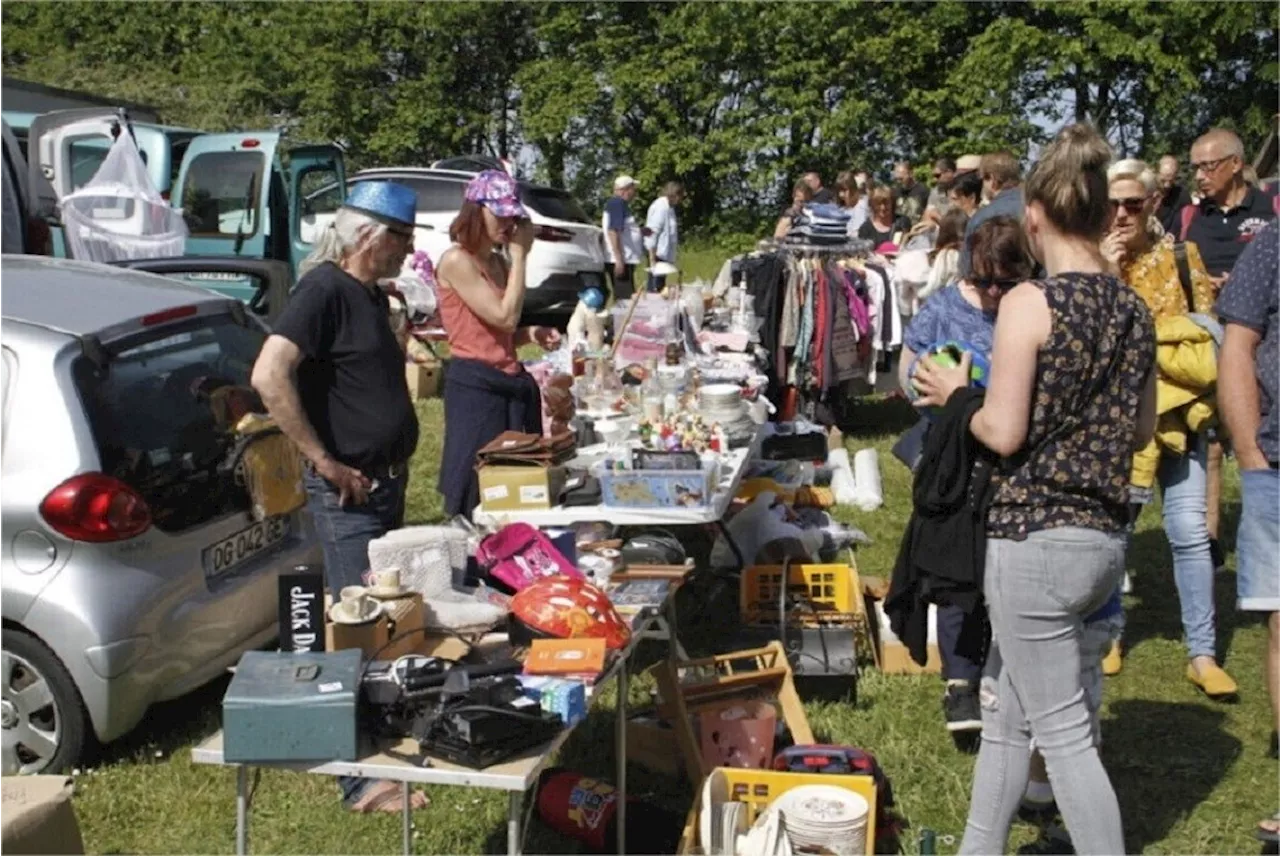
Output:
[603, 174, 644, 300]
[645, 180, 684, 291]
[251, 180, 429, 812]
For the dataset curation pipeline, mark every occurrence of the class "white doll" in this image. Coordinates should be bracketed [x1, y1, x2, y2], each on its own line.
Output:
[566, 286, 606, 351]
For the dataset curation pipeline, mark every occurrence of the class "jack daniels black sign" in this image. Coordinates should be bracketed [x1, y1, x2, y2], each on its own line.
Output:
[278, 566, 325, 653]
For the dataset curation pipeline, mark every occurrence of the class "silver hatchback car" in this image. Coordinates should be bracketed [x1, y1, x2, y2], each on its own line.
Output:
[1, 256, 320, 773]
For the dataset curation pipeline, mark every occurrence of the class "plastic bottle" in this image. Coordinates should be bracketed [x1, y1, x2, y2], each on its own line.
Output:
[641, 357, 663, 423]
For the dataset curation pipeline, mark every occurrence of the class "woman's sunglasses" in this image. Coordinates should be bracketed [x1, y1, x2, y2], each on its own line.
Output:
[974, 277, 1021, 292]
[1108, 197, 1145, 215]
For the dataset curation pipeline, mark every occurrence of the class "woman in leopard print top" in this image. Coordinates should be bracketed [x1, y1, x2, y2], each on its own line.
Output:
[915, 124, 1156, 855]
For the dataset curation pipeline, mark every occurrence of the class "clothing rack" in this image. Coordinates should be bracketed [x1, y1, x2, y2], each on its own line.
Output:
[773, 239, 874, 256]
[728, 240, 897, 428]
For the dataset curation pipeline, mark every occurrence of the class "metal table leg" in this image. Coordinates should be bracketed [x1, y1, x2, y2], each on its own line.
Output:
[616, 659, 628, 855]
[714, 519, 747, 573]
[402, 782, 412, 855]
[507, 791, 522, 856]
[235, 765, 248, 856]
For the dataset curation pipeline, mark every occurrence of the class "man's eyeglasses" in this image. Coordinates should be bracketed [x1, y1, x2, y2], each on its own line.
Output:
[1190, 155, 1233, 174]
[1108, 197, 1146, 215]
[974, 277, 1021, 292]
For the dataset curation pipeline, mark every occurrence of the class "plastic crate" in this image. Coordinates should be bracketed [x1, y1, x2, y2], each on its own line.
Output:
[677, 768, 878, 855]
[741, 562, 858, 626]
[599, 464, 717, 509]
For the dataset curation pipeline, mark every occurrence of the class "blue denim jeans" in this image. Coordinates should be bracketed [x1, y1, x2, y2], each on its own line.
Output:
[1157, 435, 1217, 659]
[961, 527, 1126, 855]
[1237, 466, 1280, 612]
[302, 467, 408, 804]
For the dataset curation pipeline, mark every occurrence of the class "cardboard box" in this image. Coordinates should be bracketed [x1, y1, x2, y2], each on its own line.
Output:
[405, 360, 441, 400]
[477, 465, 566, 512]
[1, 776, 84, 855]
[379, 594, 428, 660]
[872, 599, 941, 675]
[324, 593, 392, 658]
[626, 714, 685, 776]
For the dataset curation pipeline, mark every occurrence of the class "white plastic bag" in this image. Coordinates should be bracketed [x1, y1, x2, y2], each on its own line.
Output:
[60, 133, 188, 263]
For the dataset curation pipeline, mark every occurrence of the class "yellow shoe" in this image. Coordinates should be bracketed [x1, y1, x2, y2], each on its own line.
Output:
[1102, 641, 1123, 676]
[1186, 662, 1239, 699]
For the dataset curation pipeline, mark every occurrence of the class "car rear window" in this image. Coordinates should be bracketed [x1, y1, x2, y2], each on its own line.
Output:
[73, 313, 265, 532]
[180, 151, 266, 238]
[392, 177, 466, 214]
[520, 186, 591, 224]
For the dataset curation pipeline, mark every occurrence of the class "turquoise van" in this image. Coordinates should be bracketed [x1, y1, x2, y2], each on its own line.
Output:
[13, 108, 345, 321]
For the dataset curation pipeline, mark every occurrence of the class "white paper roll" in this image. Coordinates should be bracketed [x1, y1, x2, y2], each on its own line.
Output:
[827, 447, 858, 506]
[851, 448, 883, 511]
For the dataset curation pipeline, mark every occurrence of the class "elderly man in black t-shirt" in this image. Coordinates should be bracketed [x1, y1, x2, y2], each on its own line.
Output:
[251, 182, 425, 812]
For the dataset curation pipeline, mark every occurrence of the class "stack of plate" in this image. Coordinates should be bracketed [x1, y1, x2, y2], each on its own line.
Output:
[698, 383, 755, 443]
[773, 785, 869, 856]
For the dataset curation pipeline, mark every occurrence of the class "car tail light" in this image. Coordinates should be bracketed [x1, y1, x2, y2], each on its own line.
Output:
[140, 305, 199, 326]
[535, 225, 574, 242]
[241, 139, 261, 149]
[40, 474, 152, 542]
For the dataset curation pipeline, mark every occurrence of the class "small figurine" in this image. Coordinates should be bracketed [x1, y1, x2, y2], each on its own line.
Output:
[566, 287, 607, 352]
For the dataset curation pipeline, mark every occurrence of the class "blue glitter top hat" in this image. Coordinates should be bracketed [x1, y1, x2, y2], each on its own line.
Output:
[343, 181, 417, 228]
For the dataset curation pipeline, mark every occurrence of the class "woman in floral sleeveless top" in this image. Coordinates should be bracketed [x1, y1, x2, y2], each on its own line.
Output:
[915, 124, 1157, 854]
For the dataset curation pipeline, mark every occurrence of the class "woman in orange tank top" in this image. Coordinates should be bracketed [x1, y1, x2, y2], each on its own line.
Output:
[435, 170, 562, 518]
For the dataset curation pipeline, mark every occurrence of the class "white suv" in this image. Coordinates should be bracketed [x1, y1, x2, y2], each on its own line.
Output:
[302, 166, 607, 326]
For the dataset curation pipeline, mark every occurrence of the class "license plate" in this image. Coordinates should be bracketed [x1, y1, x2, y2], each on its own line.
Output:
[204, 517, 289, 576]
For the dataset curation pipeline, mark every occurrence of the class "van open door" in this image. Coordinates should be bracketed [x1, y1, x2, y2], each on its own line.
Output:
[173, 132, 282, 261]
[26, 107, 171, 226]
[288, 144, 346, 273]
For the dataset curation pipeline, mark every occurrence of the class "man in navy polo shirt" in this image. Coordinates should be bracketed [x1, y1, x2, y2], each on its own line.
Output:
[603, 174, 644, 301]
[1183, 128, 1278, 282]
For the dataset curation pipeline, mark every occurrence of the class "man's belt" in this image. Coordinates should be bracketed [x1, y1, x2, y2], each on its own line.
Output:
[305, 460, 408, 480]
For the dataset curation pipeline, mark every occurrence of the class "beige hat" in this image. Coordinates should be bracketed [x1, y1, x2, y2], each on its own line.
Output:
[613, 175, 638, 190]
[956, 154, 983, 172]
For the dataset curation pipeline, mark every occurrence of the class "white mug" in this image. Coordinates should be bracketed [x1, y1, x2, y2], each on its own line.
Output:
[373, 568, 402, 591]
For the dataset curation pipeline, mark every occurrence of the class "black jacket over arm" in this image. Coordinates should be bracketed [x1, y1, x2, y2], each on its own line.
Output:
[884, 388, 996, 666]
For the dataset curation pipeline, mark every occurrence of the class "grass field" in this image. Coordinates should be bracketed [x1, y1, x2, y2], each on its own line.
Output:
[63, 390, 1277, 855]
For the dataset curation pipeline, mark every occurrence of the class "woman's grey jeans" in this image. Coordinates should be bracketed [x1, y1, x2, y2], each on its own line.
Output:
[960, 526, 1127, 855]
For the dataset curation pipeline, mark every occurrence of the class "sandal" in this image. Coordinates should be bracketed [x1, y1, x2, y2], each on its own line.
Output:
[1256, 812, 1280, 844]
[349, 780, 429, 813]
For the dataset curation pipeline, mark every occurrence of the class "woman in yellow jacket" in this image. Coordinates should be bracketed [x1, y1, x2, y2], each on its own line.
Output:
[1102, 159, 1236, 697]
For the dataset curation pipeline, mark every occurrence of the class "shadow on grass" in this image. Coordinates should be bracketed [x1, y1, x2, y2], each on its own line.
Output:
[480, 703, 690, 855]
[1122, 513, 1266, 667]
[90, 674, 228, 769]
[1103, 699, 1241, 853]
[839, 394, 921, 440]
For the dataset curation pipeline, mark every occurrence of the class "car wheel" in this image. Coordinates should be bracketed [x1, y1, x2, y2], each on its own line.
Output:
[1, 629, 89, 774]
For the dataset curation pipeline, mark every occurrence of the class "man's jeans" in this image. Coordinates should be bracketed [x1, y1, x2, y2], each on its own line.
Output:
[302, 467, 407, 803]
[1157, 435, 1217, 659]
[1237, 466, 1280, 611]
[960, 528, 1126, 855]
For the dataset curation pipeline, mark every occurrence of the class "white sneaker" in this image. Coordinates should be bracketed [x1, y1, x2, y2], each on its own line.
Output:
[1121, 571, 1132, 595]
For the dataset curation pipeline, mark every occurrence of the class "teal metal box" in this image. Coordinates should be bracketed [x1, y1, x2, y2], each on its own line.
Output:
[222, 649, 361, 763]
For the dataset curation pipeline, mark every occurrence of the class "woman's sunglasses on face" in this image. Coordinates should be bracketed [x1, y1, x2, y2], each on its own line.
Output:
[1108, 197, 1145, 215]
[974, 276, 1021, 292]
